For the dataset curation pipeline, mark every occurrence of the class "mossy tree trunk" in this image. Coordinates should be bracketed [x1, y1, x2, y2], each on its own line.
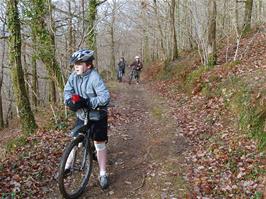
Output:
[86, 0, 106, 69]
[243, 0, 253, 33]
[0, 20, 6, 129]
[171, 0, 178, 60]
[27, 0, 65, 93]
[207, 0, 217, 66]
[7, 0, 37, 134]
[87, 0, 97, 50]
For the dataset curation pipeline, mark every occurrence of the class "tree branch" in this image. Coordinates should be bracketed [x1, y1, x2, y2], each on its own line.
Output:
[96, 0, 107, 7]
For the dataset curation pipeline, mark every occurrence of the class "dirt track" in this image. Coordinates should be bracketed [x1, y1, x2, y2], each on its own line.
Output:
[48, 81, 190, 198]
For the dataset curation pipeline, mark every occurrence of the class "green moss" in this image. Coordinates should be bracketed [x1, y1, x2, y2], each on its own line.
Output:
[151, 106, 163, 120]
[219, 77, 266, 149]
[5, 136, 28, 152]
[184, 65, 209, 93]
[251, 192, 263, 199]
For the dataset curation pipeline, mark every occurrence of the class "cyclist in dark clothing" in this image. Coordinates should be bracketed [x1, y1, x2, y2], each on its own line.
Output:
[117, 57, 126, 82]
[129, 56, 143, 84]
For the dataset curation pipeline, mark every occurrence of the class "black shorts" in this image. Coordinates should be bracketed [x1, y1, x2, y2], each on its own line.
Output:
[74, 116, 108, 142]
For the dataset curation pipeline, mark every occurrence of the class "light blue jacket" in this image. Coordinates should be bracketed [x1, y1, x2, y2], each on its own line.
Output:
[64, 69, 110, 110]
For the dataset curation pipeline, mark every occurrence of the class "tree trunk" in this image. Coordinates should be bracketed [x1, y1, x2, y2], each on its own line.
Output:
[86, 0, 106, 69]
[49, 80, 57, 103]
[110, 3, 116, 78]
[0, 20, 6, 128]
[171, 0, 178, 60]
[87, 0, 97, 50]
[67, 1, 74, 57]
[23, 54, 29, 94]
[7, 0, 37, 134]
[235, 0, 240, 33]
[243, 0, 254, 33]
[141, 0, 150, 64]
[207, 0, 217, 66]
[31, 53, 38, 108]
[29, 0, 65, 92]
[153, 0, 166, 60]
[258, 0, 262, 23]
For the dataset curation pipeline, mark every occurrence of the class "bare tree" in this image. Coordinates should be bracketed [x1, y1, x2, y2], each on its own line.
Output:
[152, 0, 166, 60]
[109, 0, 117, 77]
[141, 0, 150, 64]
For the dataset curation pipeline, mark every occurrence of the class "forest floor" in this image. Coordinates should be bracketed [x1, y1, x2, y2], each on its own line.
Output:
[47, 80, 191, 198]
[1, 27, 266, 199]
[0, 77, 265, 198]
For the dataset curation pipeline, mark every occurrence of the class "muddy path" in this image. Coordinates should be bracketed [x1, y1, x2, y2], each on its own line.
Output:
[48, 81, 190, 198]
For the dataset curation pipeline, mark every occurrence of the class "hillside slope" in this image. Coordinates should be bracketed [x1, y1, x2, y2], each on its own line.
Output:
[144, 26, 266, 197]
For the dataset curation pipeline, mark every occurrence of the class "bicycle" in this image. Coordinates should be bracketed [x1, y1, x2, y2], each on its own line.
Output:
[58, 109, 99, 199]
[128, 68, 139, 84]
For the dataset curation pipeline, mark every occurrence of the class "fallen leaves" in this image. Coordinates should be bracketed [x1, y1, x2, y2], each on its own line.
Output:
[148, 77, 266, 198]
[0, 130, 70, 198]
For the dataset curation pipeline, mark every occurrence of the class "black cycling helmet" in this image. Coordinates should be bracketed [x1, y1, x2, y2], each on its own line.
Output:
[69, 49, 95, 65]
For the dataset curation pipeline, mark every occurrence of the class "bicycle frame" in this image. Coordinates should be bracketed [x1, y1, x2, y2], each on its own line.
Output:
[69, 112, 93, 167]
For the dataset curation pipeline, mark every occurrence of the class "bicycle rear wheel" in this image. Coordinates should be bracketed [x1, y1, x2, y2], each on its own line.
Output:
[58, 135, 93, 199]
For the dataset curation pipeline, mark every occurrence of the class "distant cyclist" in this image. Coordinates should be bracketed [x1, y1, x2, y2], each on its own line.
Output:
[129, 56, 143, 84]
[117, 57, 126, 82]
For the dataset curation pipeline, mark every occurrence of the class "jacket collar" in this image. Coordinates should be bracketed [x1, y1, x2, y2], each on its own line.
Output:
[76, 69, 93, 78]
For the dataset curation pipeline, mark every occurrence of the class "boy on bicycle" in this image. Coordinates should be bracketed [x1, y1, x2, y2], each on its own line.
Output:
[64, 49, 110, 189]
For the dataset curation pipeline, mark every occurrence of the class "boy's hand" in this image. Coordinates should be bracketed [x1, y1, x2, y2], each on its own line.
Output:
[66, 95, 90, 112]
[71, 94, 82, 104]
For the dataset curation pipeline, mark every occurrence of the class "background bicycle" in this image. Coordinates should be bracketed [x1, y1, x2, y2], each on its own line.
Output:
[128, 68, 139, 84]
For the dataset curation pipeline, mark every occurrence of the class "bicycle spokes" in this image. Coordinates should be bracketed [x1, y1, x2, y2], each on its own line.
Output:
[60, 140, 93, 197]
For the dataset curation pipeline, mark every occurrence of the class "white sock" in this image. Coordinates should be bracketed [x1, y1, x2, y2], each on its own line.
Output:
[100, 170, 106, 176]
[65, 147, 76, 169]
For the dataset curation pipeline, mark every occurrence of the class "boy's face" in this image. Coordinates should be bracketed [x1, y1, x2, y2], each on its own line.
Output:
[74, 62, 91, 75]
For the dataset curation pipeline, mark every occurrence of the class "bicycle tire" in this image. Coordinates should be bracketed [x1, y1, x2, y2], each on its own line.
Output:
[58, 135, 93, 199]
[129, 72, 133, 84]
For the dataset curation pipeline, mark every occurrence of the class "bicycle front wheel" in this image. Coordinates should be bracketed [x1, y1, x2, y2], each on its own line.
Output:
[58, 135, 93, 199]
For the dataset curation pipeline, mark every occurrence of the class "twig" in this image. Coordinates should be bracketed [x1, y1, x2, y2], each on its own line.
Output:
[127, 174, 146, 197]
[50, 104, 58, 124]
[133, 174, 146, 191]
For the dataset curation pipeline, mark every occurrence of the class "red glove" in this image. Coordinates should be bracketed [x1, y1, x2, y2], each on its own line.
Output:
[71, 95, 81, 104]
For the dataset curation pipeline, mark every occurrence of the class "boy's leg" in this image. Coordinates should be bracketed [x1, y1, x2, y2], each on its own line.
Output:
[93, 116, 109, 189]
[136, 71, 140, 83]
[65, 118, 84, 171]
[94, 141, 107, 176]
